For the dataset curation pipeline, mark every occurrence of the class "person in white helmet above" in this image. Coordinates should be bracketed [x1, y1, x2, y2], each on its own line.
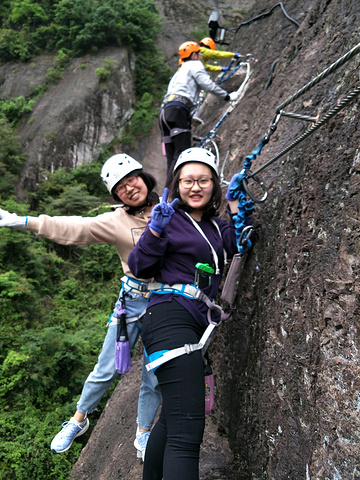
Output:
[128, 147, 240, 479]
[0, 154, 162, 461]
[159, 41, 240, 187]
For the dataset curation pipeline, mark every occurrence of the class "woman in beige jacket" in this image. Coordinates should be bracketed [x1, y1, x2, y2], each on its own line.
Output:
[0, 153, 161, 460]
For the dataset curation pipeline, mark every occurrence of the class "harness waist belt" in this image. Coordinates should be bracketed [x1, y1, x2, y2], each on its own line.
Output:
[148, 282, 201, 299]
[121, 275, 149, 293]
[147, 282, 230, 325]
[162, 94, 193, 109]
[108, 311, 145, 326]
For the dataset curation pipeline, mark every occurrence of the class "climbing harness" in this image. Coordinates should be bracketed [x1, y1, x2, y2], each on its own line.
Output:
[148, 282, 228, 322]
[162, 93, 193, 109]
[145, 279, 229, 372]
[121, 275, 149, 293]
[145, 318, 218, 372]
[108, 277, 148, 326]
[159, 103, 192, 151]
[145, 213, 230, 371]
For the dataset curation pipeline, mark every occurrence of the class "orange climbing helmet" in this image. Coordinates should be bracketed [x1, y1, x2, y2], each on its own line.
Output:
[200, 37, 216, 50]
[178, 41, 200, 60]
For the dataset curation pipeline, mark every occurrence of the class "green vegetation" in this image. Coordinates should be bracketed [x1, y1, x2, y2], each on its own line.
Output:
[0, 0, 169, 97]
[0, 2, 173, 474]
[122, 92, 158, 146]
[95, 58, 118, 83]
[0, 149, 123, 478]
[0, 0, 172, 142]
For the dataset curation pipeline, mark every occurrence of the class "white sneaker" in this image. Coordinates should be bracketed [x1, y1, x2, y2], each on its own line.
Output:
[50, 417, 89, 453]
[134, 425, 151, 461]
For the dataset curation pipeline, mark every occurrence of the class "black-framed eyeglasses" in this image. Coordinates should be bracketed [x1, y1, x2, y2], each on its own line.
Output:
[115, 175, 139, 195]
[178, 177, 213, 189]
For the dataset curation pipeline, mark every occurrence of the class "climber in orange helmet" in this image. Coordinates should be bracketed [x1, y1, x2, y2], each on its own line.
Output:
[160, 41, 239, 187]
[177, 38, 242, 73]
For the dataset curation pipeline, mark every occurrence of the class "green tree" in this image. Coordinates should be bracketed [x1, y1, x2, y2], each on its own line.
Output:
[7, 0, 49, 30]
[0, 117, 26, 199]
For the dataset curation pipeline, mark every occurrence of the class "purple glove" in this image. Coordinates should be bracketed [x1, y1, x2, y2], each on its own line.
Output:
[225, 173, 242, 201]
[149, 188, 179, 233]
[221, 66, 230, 72]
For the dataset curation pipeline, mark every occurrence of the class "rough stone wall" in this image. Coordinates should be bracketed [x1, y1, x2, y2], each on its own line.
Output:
[204, 0, 360, 478]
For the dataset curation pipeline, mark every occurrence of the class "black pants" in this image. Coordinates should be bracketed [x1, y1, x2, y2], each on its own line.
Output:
[159, 105, 192, 187]
[141, 301, 205, 480]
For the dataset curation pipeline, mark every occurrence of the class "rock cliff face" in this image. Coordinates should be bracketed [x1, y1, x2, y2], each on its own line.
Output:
[5, 47, 137, 201]
[2, 0, 360, 478]
[203, 0, 360, 478]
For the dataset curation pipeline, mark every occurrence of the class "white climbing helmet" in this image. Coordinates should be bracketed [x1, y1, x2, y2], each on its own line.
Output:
[173, 147, 218, 176]
[100, 153, 143, 194]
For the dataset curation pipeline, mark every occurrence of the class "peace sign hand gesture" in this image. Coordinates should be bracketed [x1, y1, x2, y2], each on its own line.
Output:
[149, 188, 179, 234]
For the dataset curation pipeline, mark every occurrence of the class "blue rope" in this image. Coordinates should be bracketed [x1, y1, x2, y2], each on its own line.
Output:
[199, 112, 229, 147]
[217, 59, 234, 83]
[218, 63, 242, 84]
[228, 139, 266, 253]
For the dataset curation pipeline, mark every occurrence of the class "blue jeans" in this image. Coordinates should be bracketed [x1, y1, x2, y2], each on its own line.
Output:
[77, 288, 161, 430]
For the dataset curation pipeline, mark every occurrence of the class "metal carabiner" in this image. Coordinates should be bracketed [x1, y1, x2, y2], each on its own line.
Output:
[268, 111, 282, 135]
[238, 225, 255, 249]
[242, 171, 268, 203]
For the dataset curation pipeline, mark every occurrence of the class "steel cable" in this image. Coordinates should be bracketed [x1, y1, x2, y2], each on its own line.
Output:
[276, 42, 360, 112]
[249, 84, 360, 178]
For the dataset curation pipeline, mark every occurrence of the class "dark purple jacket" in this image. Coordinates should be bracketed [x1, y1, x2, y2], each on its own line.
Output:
[128, 209, 237, 327]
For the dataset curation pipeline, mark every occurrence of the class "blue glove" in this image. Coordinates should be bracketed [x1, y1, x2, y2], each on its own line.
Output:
[225, 173, 242, 201]
[149, 188, 179, 234]
[234, 53, 241, 59]
[221, 66, 230, 72]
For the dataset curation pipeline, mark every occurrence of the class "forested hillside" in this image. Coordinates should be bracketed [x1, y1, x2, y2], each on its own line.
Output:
[0, 1, 170, 478]
[1, 0, 360, 479]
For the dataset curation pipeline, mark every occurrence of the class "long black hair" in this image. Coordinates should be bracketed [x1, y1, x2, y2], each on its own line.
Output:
[169, 166, 222, 220]
[112, 170, 159, 215]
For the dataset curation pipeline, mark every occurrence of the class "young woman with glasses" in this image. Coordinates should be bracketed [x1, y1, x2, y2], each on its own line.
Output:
[128, 147, 239, 480]
[0, 153, 162, 460]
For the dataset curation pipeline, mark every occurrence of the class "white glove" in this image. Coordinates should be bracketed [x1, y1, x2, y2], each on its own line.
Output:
[229, 91, 239, 102]
[0, 208, 27, 229]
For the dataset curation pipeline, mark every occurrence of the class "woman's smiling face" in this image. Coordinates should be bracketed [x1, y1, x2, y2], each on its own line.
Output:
[178, 162, 214, 211]
[114, 174, 148, 207]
